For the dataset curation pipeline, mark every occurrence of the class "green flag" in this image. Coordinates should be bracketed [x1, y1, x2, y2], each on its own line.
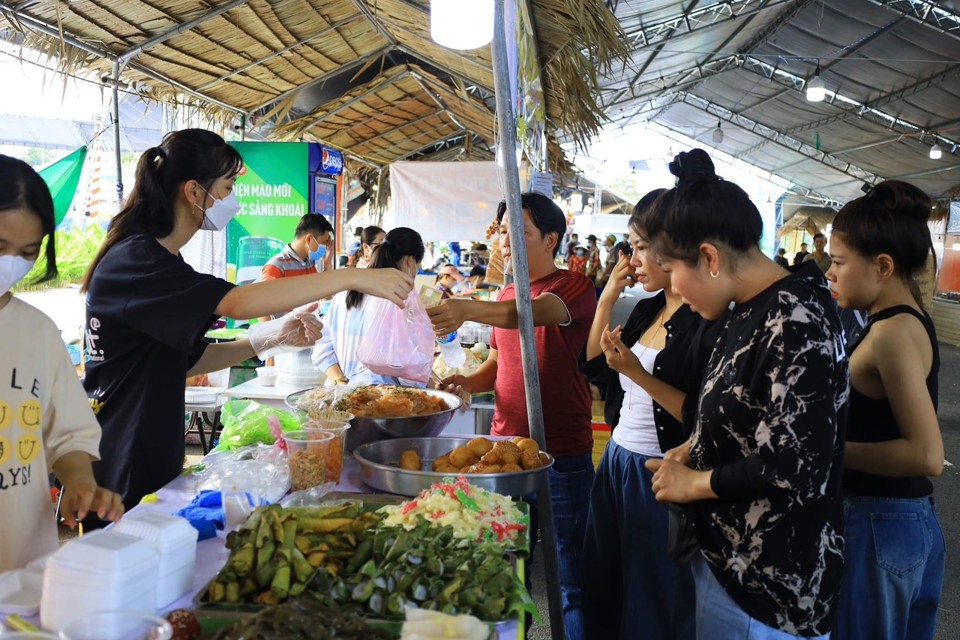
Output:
[39, 146, 87, 226]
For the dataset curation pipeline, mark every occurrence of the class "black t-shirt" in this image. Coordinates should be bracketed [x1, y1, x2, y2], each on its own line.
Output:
[83, 234, 234, 508]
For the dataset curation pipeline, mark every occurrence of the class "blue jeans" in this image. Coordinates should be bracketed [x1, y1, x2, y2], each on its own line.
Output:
[692, 555, 830, 640]
[833, 496, 945, 640]
[581, 442, 695, 639]
[527, 452, 595, 640]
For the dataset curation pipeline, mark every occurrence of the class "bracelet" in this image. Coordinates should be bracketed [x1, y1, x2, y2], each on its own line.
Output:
[334, 377, 349, 384]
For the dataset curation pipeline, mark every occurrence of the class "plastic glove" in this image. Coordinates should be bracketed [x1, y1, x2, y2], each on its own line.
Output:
[248, 302, 324, 359]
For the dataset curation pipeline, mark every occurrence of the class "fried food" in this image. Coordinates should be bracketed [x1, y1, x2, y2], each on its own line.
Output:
[400, 449, 422, 471]
[449, 445, 478, 469]
[492, 441, 522, 466]
[394, 436, 550, 474]
[467, 436, 494, 457]
[431, 454, 451, 471]
[304, 385, 449, 418]
[520, 449, 543, 470]
[515, 437, 540, 453]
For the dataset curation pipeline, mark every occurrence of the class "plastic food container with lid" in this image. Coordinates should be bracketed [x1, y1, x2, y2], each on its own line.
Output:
[111, 511, 199, 608]
[40, 530, 159, 632]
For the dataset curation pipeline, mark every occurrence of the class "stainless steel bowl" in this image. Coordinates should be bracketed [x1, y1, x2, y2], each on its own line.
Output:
[353, 436, 554, 497]
[286, 387, 463, 452]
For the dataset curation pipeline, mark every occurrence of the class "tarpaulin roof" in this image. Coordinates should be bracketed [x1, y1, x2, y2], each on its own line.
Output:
[597, 0, 960, 207]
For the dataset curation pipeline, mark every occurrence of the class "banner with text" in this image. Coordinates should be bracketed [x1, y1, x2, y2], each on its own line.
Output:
[227, 142, 309, 284]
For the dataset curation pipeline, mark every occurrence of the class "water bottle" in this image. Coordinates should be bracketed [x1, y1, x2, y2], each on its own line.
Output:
[437, 331, 465, 368]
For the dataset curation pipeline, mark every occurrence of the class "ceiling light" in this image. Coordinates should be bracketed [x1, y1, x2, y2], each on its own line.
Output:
[930, 140, 943, 160]
[712, 120, 724, 144]
[806, 61, 825, 102]
[430, 0, 494, 50]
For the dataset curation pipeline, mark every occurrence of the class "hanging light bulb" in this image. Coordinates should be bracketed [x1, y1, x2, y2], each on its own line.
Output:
[712, 119, 724, 144]
[806, 61, 826, 102]
[430, 0, 494, 50]
[930, 139, 943, 160]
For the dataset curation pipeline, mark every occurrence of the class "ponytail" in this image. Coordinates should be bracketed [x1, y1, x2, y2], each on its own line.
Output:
[346, 227, 424, 309]
[81, 129, 242, 291]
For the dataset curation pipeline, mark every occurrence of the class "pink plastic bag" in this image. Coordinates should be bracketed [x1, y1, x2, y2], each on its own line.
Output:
[357, 290, 435, 383]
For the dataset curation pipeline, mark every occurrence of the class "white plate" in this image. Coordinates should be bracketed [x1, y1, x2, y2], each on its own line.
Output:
[0, 568, 43, 615]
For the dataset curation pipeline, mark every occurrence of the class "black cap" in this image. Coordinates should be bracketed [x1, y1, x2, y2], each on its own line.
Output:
[586, 234, 597, 241]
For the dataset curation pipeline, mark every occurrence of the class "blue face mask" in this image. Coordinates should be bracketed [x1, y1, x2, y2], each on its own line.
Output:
[308, 237, 327, 264]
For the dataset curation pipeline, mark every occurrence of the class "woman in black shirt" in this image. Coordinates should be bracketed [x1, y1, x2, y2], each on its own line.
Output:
[81, 130, 412, 513]
[580, 190, 715, 639]
[644, 149, 848, 639]
[827, 181, 945, 640]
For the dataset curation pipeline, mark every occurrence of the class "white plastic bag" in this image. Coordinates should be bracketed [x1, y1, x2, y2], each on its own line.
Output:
[357, 291, 435, 382]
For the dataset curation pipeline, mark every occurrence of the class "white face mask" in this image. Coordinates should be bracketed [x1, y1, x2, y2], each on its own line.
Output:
[198, 189, 241, 231]
[0, 255, 35, 297]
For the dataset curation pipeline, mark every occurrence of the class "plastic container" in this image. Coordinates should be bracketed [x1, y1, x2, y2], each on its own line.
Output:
[282, 430, 334, 491]
[437, 331, 465, 368]
[111, 511, 198, 608]
[255, 365, 277, 386]
[40, 530, 159, 633]
[0, 567, 43, 616]
[58, 611, 172, 640]
[275, 350, 326, 386]
[302, 419, 351, 483]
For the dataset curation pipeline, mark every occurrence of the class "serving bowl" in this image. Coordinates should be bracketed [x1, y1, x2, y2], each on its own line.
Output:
[353, 436, 554, 497]
[286, 386, 463, 452]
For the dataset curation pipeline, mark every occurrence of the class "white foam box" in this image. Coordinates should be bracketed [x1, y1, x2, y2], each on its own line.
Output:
[112, 511, 199, 608]
[0, 568, 43, 616]
[40, 529, 159, 632]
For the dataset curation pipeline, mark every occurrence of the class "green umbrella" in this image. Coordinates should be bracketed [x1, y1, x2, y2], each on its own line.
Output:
[38, 146, 87, 227]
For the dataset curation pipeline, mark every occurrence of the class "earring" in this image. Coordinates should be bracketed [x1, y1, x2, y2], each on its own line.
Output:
[710, 270, 719, 278]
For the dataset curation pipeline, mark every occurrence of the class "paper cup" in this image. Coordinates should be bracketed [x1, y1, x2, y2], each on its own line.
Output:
[282, 430, 334, 491]
[302, 420, 351, 484]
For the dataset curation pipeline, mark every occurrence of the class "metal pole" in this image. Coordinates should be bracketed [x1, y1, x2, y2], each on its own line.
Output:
[112, 60, 124, 209]
[490, 2, 565, 639]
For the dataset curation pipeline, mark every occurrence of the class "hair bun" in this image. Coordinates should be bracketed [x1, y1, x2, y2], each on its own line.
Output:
[669, 149, 718, 184]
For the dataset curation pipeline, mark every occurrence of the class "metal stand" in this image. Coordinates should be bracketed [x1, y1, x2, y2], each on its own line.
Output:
[490, 3, 566, 638]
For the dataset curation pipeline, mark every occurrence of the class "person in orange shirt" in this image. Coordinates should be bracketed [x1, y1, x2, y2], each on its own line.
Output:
[568, 245, 588, 275]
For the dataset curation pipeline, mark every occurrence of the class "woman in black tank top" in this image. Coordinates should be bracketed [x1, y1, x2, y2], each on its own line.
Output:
[826, 180, 945, 640]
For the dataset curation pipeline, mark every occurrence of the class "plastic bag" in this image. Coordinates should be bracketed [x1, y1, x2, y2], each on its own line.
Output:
[194, 444, 291, 507]
[357, 291, 435, 383]
[214, 399, 302, 451]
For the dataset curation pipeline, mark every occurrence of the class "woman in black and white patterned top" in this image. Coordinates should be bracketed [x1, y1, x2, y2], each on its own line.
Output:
[644, 149, 849, 639]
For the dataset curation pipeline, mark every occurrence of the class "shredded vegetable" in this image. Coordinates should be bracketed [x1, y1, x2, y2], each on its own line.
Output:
[379, 476, 527, 543]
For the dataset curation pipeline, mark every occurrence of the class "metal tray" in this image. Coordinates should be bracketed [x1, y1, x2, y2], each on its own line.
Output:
[285, 387, 462, 452]
[353, 436, 553, 498]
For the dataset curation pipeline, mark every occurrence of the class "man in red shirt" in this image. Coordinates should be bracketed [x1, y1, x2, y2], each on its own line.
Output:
[428, 192, 597, 640]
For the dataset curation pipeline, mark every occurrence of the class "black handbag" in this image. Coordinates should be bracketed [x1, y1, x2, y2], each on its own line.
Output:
[666, 503, 700, 567]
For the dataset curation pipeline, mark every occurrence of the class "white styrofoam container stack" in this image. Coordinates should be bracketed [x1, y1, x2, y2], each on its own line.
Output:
[112, 511, 199, 608]
[40, 529, 159, 632]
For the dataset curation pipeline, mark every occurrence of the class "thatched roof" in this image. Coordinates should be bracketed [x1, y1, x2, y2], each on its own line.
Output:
[0, 0, 627, 178]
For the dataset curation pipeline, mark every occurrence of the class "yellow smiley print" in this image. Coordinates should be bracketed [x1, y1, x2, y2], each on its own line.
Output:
[16, 433, 41, 466]
[0, 435, 10, 465]
[0, 401, 11, 430]
[18, 399, 42, 431]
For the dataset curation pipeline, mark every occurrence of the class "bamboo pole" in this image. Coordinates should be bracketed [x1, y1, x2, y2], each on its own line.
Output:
[490, 1, 565, 638]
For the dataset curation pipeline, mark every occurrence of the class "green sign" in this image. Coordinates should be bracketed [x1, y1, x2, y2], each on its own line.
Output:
[227, 142, 309, 284]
